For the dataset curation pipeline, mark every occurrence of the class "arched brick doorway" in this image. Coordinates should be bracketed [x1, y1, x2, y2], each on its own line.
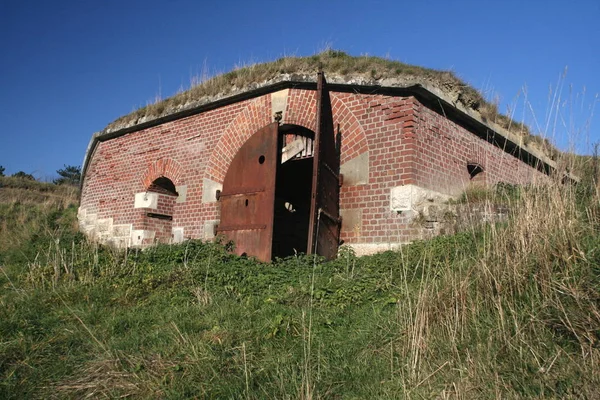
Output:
[216, 72, 342, 262]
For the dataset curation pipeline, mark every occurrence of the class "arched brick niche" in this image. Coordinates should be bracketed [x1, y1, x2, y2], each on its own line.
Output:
[141, 158, 184, 189]
[136, 158, 185, 244]
[467, 154, 487, 186]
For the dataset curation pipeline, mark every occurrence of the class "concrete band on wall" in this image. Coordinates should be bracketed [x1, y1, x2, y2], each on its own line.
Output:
[79, 81, 561, 255]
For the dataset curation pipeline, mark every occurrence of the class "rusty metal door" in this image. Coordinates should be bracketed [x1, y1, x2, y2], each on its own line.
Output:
[307, 72, 342, 260]
[216, 122, 280, 262]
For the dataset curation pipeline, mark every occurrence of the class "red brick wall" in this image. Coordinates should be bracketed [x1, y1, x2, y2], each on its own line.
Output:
[412, 100, 544, 194]
[80, 88, 544, 249]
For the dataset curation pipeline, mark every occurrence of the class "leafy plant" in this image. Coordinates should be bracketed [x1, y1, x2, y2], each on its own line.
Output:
[53, 164, 81, 186]
[11, 171, 35, 180]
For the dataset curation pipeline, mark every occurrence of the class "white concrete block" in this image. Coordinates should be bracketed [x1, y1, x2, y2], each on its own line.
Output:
[175, 185, 187, 203]
[96, 218, 113, 233]
[204, 220, 219, 240]
[130, 230, 155, 246]
[340, 152, 369, 186]
[202, 178, 222, 203]
[271, 89, 289, 121]
[112, 224, 132, 237]
[390, 184, 453, 212]
[172, 227, 184, 243]
[390, 185, 414, 211]
[134, 192, 158, 209]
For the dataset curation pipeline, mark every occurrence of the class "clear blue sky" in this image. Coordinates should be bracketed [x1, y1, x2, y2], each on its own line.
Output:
[1, 0, 598, 179]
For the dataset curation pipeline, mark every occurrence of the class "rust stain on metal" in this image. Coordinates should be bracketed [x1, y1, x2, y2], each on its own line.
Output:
[216, 122, 280, 262]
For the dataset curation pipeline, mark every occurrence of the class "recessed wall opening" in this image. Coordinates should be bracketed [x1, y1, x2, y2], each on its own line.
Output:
[272, 125, 315, 258]
[148, 176, 178, 196]
[145, 176, 178, 243]
[467, 163, 486, 185]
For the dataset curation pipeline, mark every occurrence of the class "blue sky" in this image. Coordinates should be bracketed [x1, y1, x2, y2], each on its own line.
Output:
[0, 0, 598, 179]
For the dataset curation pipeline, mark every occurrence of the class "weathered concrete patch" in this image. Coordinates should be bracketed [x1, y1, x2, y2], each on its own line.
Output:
[203, 220, 219, 240]
[172, 227, 185, 243]
[175, 185, 187, 203]
[202, 178, 222, 203]
[134, 192, 158, 209]
[130, 230, 155, 246]
[340, 209, 362, 233]
[348, 242, 408, 257]
[390, 184, 452, 212]
[340, 152, 369, 186]
[95, 218, 113, 233]
[112, 224, 132, 237]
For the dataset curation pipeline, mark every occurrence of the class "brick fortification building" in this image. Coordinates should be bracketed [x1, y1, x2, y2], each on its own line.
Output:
[79, 53, 556, 261]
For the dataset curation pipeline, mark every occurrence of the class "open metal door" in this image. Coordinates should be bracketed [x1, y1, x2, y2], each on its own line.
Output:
[307, 72, 342, 260]
[216, 122, 280, 262]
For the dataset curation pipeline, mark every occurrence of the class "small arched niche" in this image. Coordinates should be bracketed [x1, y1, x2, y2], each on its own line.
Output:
[467, 163, 486, 185]
[144, 176, 178, 244]
[148, 176, 179, 197]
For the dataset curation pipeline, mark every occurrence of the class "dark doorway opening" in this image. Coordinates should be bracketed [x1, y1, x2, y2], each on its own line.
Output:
[272, 125, 315, 258]
[217, 72, 341, 261]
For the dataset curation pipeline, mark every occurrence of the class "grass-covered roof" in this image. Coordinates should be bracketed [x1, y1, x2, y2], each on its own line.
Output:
[105, 50, 554, 156]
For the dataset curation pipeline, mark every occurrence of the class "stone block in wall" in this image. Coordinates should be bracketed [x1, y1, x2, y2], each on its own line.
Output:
[103, 236, 129, 249]
[340, 209, 362, 233]
[271, 89, 289, 121]
[172, 227, 184, 244]
[390, 184, 452, 212]
[175, 185, 187, 203]
[340, 152, 369, 186]
[349, 242, 407, 257]
[202, 178, 222, 203]
[134, 192, 158, 209]
[112, 224, 132, 237]
[203, 220, 219, 240]
[130, 230, 155, 247]
[96, 218, 113, 233]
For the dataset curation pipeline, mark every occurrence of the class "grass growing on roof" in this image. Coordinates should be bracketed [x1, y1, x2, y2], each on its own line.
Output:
[106, 50, 553, 154]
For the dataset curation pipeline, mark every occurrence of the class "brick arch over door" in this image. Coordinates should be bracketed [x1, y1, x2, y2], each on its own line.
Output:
[329, 93, 369, 164]
[141, 158, 184, 189]
[205, 96, 272, 182]
[282, 90, 369, 165]
[205, 90, 370, 183]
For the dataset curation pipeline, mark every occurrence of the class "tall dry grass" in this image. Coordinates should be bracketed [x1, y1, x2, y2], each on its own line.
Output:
[391, 165, 600, 396]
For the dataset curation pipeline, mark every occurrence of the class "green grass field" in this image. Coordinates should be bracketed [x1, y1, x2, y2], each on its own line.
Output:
[1, 174, 599, 399]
